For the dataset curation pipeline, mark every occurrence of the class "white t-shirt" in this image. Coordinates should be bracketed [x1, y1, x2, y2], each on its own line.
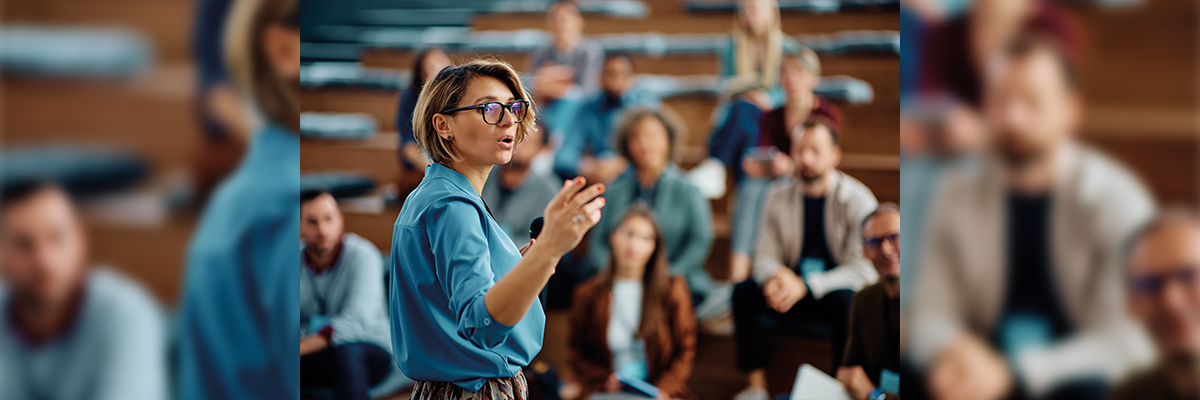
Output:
[607, 279, 646, 379]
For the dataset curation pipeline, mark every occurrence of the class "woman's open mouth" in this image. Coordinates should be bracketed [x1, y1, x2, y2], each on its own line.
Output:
[498, 135, 514, 149]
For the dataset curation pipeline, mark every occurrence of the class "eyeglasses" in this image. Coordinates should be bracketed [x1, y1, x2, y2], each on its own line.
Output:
[441, 100, 529, 125]
[1129, 267, 1198, 297]
[864, 233, 899, 250]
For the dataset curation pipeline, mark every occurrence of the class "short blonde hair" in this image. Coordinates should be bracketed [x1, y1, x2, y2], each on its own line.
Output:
[413, 59, 537, 165]
[224, 0, 298, 131]
[790, 46, 822, 76]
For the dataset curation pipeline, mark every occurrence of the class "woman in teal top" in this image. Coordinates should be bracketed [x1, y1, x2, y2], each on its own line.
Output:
[587, 107, 716, 306]
[389, 60, 606, 399]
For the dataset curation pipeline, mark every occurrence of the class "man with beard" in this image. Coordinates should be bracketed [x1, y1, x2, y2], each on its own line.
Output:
[909, 32, 1155, 400]
[552, 52, 659, 184]
[837, 204, 902, 400]
[731, 116, 879, 400]
[1108, 212, 1200, 400]
[299, 191, 394, 398]
[0, 182, 167, 400]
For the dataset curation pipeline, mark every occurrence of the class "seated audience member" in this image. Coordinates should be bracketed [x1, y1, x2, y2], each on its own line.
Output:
[719, 0, 792, 112]
[587, 108, 715, 305]
[729, 49, 843, 282]
[569, 205, 697, 400]
[754, 49, 843, 174]
[553, 52, 660, 184]
[299, 191, 394, 398]
[528, 0, 604, 140]
[483, 126, 559, 246]
[0, 182, 168, 400]
[732, 117, 879, 400]
[1109, 212, 1200, 400]
[705, 0, 797, 161]
[837, 204, 901, 400]
[397, 47, 453, 172]
[909, 33, 1154, 400]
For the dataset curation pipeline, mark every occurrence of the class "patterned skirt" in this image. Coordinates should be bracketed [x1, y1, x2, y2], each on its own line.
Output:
[410, 371, 528, 400]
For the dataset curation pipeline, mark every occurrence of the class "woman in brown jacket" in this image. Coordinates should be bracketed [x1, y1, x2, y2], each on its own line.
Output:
[568, 205, 698, 399]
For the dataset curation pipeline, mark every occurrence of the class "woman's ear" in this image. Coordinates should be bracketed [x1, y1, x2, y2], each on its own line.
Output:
[431, 113, 453, 140]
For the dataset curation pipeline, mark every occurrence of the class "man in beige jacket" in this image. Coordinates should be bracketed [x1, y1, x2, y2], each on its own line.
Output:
[909, 33, 1156, 400]
[732, 117, 879, 400]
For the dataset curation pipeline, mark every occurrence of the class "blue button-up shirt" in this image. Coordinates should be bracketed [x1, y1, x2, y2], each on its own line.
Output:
[389, 163, 545, 392]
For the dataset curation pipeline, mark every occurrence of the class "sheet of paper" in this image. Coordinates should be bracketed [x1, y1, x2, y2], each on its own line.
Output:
[790, 363, 853, 400]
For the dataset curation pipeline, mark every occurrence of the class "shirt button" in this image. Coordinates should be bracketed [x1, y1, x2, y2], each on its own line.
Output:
[484, 318, 491, 325]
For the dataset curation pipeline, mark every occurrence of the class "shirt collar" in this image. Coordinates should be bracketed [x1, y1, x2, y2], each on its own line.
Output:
[426, 163, 482, 200]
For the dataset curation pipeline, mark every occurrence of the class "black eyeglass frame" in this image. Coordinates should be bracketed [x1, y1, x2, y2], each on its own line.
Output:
[441, 100, 530, 125]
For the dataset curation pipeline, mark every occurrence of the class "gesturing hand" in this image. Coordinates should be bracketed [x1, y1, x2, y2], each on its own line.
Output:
[537, 176, 606, 256]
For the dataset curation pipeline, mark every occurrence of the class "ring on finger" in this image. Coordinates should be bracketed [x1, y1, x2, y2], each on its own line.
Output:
[572, 213, 586, 225]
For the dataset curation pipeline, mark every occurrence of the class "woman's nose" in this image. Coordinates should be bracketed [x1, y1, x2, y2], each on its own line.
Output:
[497, 107, 515, 128]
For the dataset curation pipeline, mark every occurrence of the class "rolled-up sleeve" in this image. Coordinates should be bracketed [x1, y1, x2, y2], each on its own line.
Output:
[426, 198, 515, 349]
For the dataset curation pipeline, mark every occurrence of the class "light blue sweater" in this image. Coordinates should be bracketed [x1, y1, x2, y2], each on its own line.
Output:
[300, 232, 392, 353]
[0, 268, 168, 400]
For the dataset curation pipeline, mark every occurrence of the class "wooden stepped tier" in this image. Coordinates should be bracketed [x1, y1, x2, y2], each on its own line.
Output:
[1, 0, 196, 64]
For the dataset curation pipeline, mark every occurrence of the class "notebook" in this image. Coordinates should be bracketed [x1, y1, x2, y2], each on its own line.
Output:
[789, 364, 853, 400]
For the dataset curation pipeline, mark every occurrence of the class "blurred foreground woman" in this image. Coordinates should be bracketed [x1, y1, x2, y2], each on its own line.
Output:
[175, 0, 302, 398]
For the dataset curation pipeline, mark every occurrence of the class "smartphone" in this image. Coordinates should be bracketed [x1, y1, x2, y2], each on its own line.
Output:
[744, 146, 779, 163]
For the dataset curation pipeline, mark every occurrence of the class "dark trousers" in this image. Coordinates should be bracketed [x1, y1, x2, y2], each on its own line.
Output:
[707, 99, 765, 183]
[732, 279, 854, 371]
[542, 251, 597, 310]
[300, 342, 392, 399]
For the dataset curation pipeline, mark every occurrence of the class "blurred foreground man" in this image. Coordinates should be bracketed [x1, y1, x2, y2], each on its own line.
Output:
[1109, 212, 1200, 400]
[838, 204, 902, 400]
[0, 183, 167, 400]
[910, 31, 1156, 400]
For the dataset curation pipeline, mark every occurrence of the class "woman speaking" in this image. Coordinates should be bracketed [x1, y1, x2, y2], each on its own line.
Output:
[388, 59, 607, 400]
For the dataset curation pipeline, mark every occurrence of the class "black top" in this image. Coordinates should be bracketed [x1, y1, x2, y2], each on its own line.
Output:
[993, 193, 1073, 353]
[842, 283, 901, 391]
[795, 196, 838, 277]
